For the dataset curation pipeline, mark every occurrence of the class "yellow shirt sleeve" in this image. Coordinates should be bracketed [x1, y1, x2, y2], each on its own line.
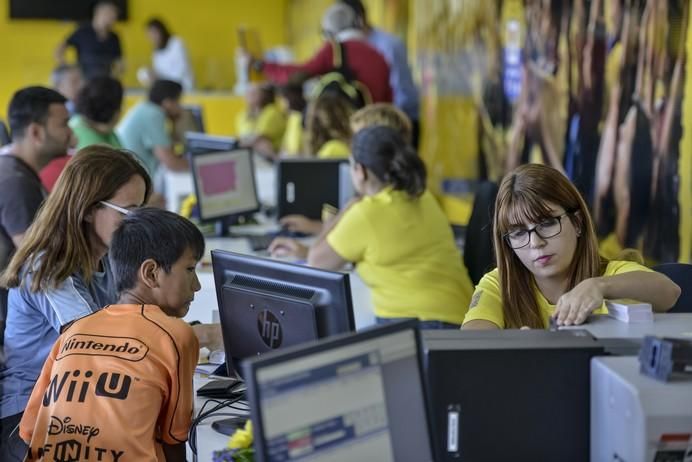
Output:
[462, 269, 504, 328]
[281, 111, 304, 156]
[603, 260, 653, 276]
[256, 104, 287, 150]
[326, 203, 371, 263]
[235, 111, 255, 137]
[317, 140, 351, 159]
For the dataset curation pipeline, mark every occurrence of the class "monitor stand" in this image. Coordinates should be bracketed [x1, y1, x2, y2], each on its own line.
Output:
[212, 214, 259, 237]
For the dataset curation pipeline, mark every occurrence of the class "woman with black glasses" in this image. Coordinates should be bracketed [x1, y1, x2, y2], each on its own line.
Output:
[0, 146, 150, 461]
[462, 163, 680, 330]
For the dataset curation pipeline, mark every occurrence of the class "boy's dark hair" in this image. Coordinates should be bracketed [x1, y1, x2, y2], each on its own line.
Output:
[146, 18, 171, 50]
[75, 76, 123, 124]
[148, 79, 183, 105]
[351, 125, 426, 197]
[109, 208, 205, 293]
[8, 86, 67, 140]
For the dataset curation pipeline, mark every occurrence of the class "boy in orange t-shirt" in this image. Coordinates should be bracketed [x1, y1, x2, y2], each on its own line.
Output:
[20, 208, 204, 461]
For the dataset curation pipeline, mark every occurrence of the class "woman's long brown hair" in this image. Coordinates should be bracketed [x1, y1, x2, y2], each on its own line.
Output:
[305, 93, 353, 155]
[494, 164, 603, 328]
[0, 146, 151, 291]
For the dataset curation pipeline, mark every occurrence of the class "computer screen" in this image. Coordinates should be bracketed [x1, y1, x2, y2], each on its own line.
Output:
[211, 250, 355, 377]
[244, 322, 435, 462]
[187, 133, 260, 222]
[276, 159, 351, 220]
[175, 105, 205, 136]
[422, 329, 605, 462]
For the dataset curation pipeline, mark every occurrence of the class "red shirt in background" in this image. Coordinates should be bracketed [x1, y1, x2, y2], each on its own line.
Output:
[39, 155, 71, 193]
[263, 39, 393, 104]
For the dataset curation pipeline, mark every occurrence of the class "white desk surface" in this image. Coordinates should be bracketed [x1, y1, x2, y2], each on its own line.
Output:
[561, 314, 692, 340]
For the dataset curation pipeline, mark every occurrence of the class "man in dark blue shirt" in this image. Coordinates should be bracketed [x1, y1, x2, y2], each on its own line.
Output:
[55, 1, 122, 80]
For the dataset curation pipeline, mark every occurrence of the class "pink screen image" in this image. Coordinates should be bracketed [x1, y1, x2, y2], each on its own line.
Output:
[199, 160, 237, 195]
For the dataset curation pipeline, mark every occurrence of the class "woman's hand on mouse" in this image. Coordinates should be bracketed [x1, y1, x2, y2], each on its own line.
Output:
[268, 237, 309, 259]
[554, 277, 604, 326]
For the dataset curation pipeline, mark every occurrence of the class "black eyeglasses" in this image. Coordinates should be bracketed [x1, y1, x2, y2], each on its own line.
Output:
[504, 212, 573, 249]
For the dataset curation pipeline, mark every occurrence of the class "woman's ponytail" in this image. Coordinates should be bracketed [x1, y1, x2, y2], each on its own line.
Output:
[352, 125, 426, 197]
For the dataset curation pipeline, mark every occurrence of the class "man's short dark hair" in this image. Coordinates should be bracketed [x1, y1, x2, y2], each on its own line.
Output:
[76, 76, 123, 124]
[109, 208, 205, 293]
[7, 86, 67, 140]
[148, 80, 183, 105]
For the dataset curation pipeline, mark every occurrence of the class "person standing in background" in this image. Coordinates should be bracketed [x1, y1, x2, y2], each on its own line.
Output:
[50, 64, 83, 115]
[145, 18, 195, 91]
[251, 3, 392, 105]
[55, 1, 123, 80]
[341, 0, 421, 146]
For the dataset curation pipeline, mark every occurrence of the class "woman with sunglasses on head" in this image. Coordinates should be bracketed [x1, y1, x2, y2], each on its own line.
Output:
[462, 164, 680, 330]
[0, 146, 150, 461]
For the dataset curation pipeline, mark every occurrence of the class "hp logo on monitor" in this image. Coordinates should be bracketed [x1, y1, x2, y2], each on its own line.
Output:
[257, 310, 283, 349]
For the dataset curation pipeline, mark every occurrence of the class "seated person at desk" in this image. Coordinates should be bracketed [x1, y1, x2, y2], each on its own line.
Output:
[70, 75, 123, 150]
[281, 103, 412, 235]
[50, 64, 83, 115]
[462, 164, 681, 330]
[236, 82, 286, 159]
[0, 147, 151, 460]
[270, 126, 474, 328]
[20, 208, 202, 461]
[305, 93, 353, 159]
[117, 79, 188, 206]
[279, 82, 307, 157]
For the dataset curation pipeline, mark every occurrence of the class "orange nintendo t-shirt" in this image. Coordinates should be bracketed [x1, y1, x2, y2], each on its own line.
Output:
[20, 304, 199, 461]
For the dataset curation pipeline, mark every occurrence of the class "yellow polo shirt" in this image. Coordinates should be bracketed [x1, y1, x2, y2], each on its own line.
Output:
[281, 110, 304, 156]
[327, 188, 474, 324]
[235, 103, 287, 151]
[462, 260, 652, 328]
[317, 139, 350, 159]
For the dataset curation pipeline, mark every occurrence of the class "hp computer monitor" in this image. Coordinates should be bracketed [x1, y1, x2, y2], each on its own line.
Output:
[187, 133, 260, 223]
[276, 158, 353, 220]
[422, 329, 605, 462]
[211, 250, 355, 377]
[244, 321, 435, 462]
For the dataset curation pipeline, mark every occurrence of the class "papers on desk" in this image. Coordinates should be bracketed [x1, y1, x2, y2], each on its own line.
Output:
[606, 299, 653, 323]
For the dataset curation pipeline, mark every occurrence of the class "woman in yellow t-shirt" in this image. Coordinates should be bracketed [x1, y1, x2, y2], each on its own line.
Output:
[462, 164, 681, 330]
[236, 83, 286, 159]
[270, 125, 474, 328]
[305, 93, 353, 159]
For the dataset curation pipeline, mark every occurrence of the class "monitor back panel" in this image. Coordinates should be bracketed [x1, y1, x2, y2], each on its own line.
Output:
[276, 160, 345, 219]
[424, 334, 604, 462]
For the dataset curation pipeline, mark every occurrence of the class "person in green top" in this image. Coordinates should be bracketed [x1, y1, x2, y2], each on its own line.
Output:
[70, 76, 123, 150]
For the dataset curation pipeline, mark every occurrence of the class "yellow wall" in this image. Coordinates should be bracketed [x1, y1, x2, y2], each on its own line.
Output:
[678, 5, 692, 263]
[0, 0, 288, 119]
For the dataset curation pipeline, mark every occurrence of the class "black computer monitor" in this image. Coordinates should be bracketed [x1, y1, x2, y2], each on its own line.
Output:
[177, 104, 205, 135]
[186, 133, 260, 234]
[244, 321, 435, 462]
[422, 329, 605, 462]
[211, 250, 355, 377]
[276, 158, 353, 220]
